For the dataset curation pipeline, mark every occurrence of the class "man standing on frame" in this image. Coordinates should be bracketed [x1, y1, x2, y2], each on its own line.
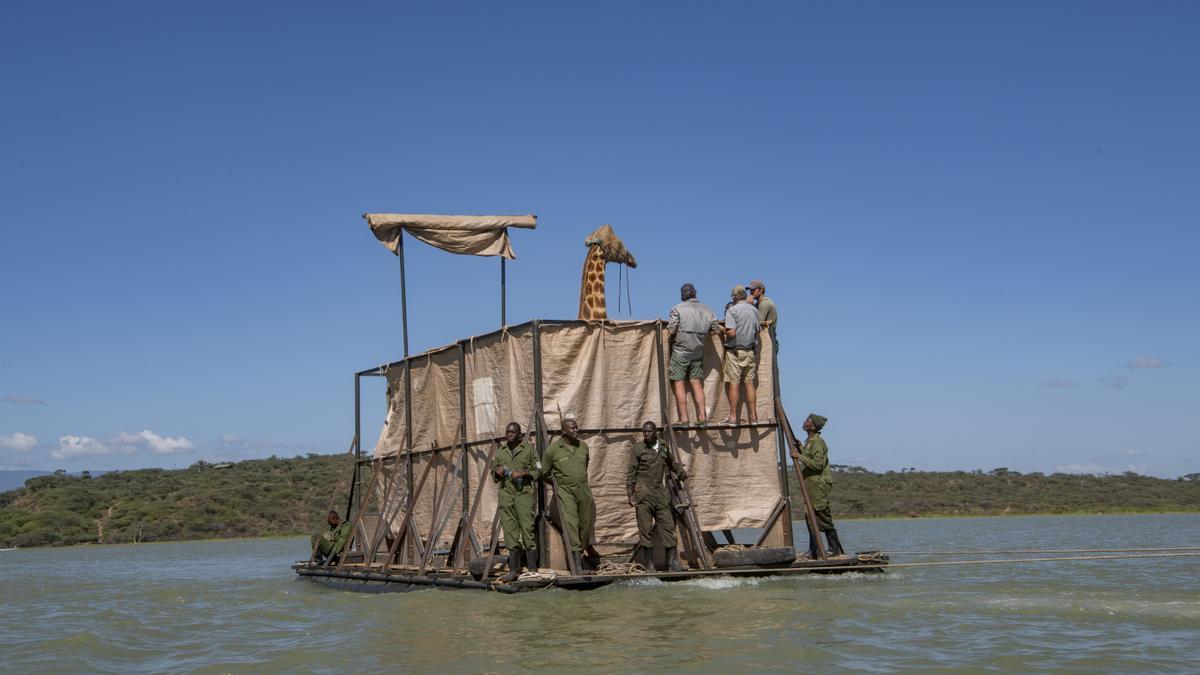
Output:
[542, 418, 596, 566]
[667, 282, 719, 426]
[747, 280, 778, 352]
[491, 421, 541, 582]
[721, 285, 761, 425]
[626, 420, 685, 572]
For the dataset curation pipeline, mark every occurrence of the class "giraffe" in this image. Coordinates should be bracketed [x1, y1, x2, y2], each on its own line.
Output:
[578, 224, 637, 320]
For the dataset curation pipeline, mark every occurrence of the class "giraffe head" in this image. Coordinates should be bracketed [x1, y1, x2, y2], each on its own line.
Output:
[584, 224, 637, 268]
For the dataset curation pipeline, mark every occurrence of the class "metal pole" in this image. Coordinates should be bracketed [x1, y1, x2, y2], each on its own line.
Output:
[398, 231, 410, 358]
[500, 256, 507, 327]
[349, 373, 361, 520]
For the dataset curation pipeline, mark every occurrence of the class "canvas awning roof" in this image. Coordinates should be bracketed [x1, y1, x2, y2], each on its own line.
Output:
[364, 213, 537, 260]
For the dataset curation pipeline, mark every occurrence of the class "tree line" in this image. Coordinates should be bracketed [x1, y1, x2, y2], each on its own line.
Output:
[1, 455, 1197, 548]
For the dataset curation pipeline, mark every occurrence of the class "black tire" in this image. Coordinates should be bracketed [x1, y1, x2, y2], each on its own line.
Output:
[713, 546, 797, 568]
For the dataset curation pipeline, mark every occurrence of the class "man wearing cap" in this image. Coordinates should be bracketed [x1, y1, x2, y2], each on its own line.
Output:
[791, 413, 846, 557]
[667, 283, 719, 425]
[311, 510, 352, 565]
[720, 285, 761, 425]
[747, 280, 778, 352]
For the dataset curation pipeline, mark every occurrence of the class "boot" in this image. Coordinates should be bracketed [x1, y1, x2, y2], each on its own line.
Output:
[501, 548, 522, 582]
[633, 545, 656, 572]
[825, 529, 845, 557]
[806, 528, 819, 560]
[664, 546, 682, 572]
[524, 548, 539, 573]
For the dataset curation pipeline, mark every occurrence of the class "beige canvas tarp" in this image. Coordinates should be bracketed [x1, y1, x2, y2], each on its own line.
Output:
[364, 213, 537, 259]
[370, 320, 782, 547]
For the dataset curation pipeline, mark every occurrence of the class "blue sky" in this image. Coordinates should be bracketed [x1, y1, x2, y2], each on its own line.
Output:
[1, 1, 1196, 477]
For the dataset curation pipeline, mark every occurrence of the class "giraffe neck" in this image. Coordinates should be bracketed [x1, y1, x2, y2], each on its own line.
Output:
[578, 245, 608, 320]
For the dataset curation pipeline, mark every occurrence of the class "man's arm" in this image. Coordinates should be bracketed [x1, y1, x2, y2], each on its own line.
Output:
[667, 305, 681, 337]
[626, 447, 638, 506]
[794, 438, 828, 473]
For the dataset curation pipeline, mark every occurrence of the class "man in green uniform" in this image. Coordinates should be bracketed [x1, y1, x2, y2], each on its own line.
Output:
[791, 413, 846, 558]
[491, 421, 542, 582]
[542, 418, 595, 564]
[311, 510, 352, 565]
[626, 420, 686, 572]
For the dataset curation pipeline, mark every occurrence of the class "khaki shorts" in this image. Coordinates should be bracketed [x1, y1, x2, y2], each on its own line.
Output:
[669, 353, 704, 381]
[722, 348, 757, 382]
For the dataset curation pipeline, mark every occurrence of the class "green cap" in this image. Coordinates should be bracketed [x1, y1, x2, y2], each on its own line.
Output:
[807, 414, 827, 430]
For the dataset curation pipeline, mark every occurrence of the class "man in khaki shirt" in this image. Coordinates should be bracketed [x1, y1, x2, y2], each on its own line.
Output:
[747, 280, 778, 352]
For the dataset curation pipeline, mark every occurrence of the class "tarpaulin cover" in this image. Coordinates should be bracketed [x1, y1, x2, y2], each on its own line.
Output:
[364, 213, 537, 260]
[371, 320, 780, 547]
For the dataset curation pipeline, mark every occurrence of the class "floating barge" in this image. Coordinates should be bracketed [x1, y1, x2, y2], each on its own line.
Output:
[294, 214, 888, 593]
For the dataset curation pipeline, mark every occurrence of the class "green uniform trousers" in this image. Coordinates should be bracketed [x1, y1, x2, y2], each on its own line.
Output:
[635, 489, 676, 548]
[557, 484, 595, 552]
[498, 488, 537, 551]
[805, 476, 835, 531]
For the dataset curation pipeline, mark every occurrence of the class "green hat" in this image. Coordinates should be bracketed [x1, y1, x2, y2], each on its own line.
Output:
[807, 414, 827, 430]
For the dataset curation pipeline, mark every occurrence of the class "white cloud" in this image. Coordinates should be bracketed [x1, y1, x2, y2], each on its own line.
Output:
[1037, 378, 1078, 388]
[0, 432, 38, 451]
[115, 430, 193, 455]
[52, 435, 129, 460]
[1056, 461, 1151, 475]
[1127, 357, 1167, 369]
[1100, 375, 1130, 389]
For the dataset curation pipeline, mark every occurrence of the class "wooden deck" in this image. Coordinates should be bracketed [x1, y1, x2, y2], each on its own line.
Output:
[293, 552, 889, 594]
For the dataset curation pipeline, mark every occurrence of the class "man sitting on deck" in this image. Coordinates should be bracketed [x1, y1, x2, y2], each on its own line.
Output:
[543, 418, 597, 569]
[311, 510, 352, 565]
[790, 414, 846, 558]
[626, 420, 685, 572]
[492, 421, 542, 582]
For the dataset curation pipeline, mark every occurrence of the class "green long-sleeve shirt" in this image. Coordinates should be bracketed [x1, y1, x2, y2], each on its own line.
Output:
[490, 441, 542, 496]
[797, 434, 830, 481]
[626, 440, 685, 500]
[543, 438, 590, 489]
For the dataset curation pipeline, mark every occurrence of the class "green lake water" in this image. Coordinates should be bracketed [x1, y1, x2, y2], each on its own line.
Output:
[2, 513, 1199, 672]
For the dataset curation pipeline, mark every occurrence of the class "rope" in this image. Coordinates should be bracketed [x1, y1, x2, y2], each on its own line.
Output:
[804, 551, 1200, 573]
[886, 546, 1200, 555]
[714, 544, 747, 553]
[516, 571, 557, 583]
[596, 560, 647, 575]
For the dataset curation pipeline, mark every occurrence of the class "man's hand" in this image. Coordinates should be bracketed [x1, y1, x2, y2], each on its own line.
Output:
[628, 494, 636, 507]
[789, 450, 801, 461]
[493, 466, 506, 480]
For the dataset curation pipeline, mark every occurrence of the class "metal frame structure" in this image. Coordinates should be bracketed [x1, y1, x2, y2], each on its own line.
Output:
[296, 219, 879, 591]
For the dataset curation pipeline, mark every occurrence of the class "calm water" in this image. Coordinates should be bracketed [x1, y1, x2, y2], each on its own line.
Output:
[3, 514, 1199, 673]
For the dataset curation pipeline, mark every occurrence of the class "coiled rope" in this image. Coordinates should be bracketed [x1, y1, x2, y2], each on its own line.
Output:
[596, 560, 647, 575]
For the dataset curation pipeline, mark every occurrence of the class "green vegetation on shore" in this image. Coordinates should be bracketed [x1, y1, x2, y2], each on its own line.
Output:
[1, 456, 1197, 547]
[800, 465, 1200, 519]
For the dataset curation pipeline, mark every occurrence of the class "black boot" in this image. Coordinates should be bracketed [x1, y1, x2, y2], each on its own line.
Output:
[633, 545, 655, 572]
[806, 528, 820, 559]
[524, 548, 539, 573]
[825, 529, 845, 557]
[664, 546, 682, 572]
[501, 548, 522, 582]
